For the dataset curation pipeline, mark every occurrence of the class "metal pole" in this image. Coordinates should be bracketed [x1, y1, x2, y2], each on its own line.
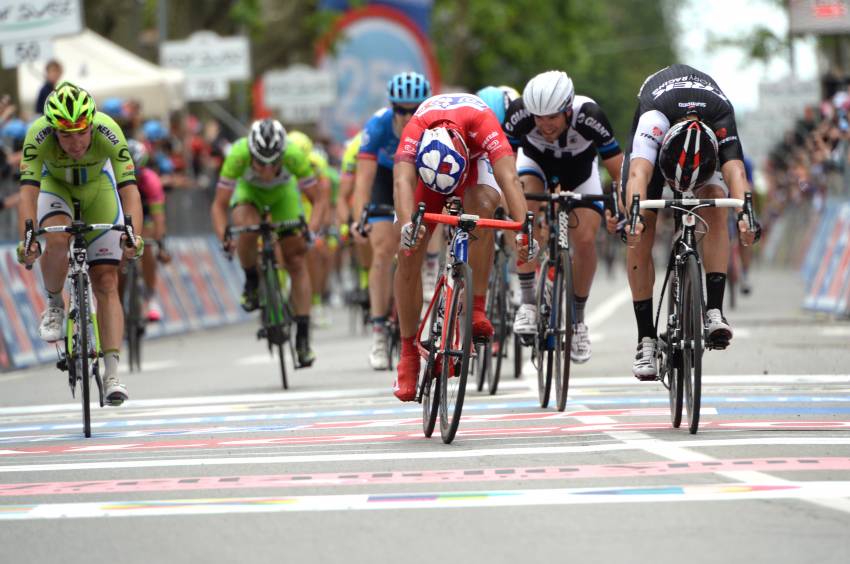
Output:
[158, 0, 168, 44]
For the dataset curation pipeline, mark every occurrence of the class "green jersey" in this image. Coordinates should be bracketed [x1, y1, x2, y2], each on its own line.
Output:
[341, 132, 362, 177]
[219, 138, 315, 190]
[20, 112, 136, 189]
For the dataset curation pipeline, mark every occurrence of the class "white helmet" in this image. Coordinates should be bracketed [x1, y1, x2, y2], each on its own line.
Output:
[248, 118, 286, 164]
[522, 70, 574, 116]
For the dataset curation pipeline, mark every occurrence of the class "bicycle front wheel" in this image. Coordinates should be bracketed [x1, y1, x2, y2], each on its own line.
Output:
[440, 262, 473, 444]
[682, 255, 703, 434]
[263, 262, 289, 389]
[554, 250, 574, 412]
[76, 273, 92, 438]
[124, 261, 143, 373]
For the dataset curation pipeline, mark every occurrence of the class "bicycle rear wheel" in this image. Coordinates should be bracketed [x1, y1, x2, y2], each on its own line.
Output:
[124, 261, 143, 373]
[513, 326, 523, 378]
[440, 262, 473, 444]
[664, 273, 683, 428]
[535, 266, 552, 408]
[554, 250, 574, 412]
[682, 255, 703, 434]
[421, 294, 442, 437]
[487, 257, 508, 395]
[76, 273, 92, 438]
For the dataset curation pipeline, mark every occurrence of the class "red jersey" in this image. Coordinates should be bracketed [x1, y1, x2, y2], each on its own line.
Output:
[137, 167, 165, 206]
[395, 93, 514, 165]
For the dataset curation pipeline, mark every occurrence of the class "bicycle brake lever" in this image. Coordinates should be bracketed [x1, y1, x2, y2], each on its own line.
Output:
[24, 218, 35, 271]
[628, 195, 641, 236]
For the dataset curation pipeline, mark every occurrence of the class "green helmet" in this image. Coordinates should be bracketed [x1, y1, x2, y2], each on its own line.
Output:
[44, 81, 97, 132]
[287, 130, 313, 156]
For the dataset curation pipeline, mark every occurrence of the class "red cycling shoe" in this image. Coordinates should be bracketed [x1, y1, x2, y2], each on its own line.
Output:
[472, 296, 493, 339]
[393, 352, 420, 402]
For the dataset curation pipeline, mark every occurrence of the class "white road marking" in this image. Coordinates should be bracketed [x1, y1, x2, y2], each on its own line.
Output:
[820, 326, 850, 337]
[2, 437, 849, 474]
[3, 481, 850, 520]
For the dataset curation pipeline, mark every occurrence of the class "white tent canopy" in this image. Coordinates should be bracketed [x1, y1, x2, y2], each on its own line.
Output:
[17, 29, 185, 121]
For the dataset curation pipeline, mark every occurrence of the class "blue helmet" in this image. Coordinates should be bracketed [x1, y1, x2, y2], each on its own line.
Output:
[143, 120, 167, 142]
[101, 97, 125, 118]
[476, 86, 510, 125]
[387, 72, 431, 104]
[1, 118, 28, 141]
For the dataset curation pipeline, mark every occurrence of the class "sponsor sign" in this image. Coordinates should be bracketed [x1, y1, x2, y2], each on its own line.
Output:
[263, 64, 336, 124]
[0, 0, 82, 45]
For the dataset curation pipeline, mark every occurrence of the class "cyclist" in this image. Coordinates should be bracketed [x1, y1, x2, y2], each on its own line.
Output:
[287, 130, 336, 328]
[338, 132, 371, 310]
[210, 119, 326, 367]
[16, 81, 144, 406]
[351, 71, 431, 371]
[622, 64, 759, 380]
[392, 92, 537, 401]
[126, 139, 169, 321]
[503, 70, 623, 364]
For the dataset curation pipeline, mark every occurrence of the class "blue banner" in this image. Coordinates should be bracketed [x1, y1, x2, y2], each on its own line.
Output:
[320, 0, 433, 33]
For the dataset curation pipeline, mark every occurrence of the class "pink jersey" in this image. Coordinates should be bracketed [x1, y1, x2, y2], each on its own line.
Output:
[395, 93, 514, 165]
[137, 167, 165, 206]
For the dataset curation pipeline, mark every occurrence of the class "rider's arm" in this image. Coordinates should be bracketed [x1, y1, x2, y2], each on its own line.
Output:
[305, 174, 330, 234]
[721, 159, 749, 201]
[336, 173, 353, 226]
[624, 157, 653, 205]
[352, 158, 378, 220]
[118, 184, 144, 233]
[211, 179, 234, 241]
[393, 160, 418, 225]
[601, 153, 624, 189]
[492, 155, 528, 222]
[17, 120, 47, 238]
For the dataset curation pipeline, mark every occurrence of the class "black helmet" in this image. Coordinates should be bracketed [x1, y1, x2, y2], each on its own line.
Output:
[658, 119, 719, 192]
[248, 119, 286, 164]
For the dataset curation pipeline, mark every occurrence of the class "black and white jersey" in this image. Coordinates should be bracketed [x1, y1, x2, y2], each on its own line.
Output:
[629, 64, 744, 166]
[503, 95, 621, 190]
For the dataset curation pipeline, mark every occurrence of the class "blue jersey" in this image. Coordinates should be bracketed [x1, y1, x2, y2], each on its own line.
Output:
[358, 107, 399, 170]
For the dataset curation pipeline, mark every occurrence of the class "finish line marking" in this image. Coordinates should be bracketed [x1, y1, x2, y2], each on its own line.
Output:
[2, 481, 849, 520]
[2, 458, 847, 497]
[2, 437, 850, 474]
[2, 418, 848, 457]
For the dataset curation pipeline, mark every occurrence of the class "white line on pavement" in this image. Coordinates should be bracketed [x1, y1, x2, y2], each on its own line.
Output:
[4, 481, 850, 520]
[2, 437, 849, 474]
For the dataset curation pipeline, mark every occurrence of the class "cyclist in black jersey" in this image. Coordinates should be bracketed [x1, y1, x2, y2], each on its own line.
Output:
[620, 64, 759, 379]
[504, 70, 624, 364]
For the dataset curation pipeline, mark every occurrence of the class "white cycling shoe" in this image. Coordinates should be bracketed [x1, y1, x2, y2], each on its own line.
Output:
[38, 306, 65, 342]
[369, 331, 389, 371]
[513, 304, 538, 335]
[632, 337, 658, 381]
[103, 374, 128, 406]
[571, 322, 592, 364]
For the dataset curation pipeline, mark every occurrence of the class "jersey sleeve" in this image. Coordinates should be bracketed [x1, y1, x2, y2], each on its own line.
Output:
[629, 110, 670, 165]
[471, 108, 513, 163]
[503, 98, 533, 149]
[395, 116, 426, 164]
[98, 114, 136, 188]
[217, 138, 250, 189]
[341, 134, 361, 176]
[284, 144, 318, 189]
[574, 100, 622, 160]
[357, 110, 388, 161]
[18, 117, 51, 187]
[713, 108, 744, 164]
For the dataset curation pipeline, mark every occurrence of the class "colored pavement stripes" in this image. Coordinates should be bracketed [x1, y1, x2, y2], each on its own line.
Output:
[1, 420, 849, 457]
[1, 458, 847, 497]
[2, 482, 850, 519]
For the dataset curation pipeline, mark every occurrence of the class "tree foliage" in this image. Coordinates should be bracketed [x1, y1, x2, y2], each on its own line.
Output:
[432, 0, 679, 142]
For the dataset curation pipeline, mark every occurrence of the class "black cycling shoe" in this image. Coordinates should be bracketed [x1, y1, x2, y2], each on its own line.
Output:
[296, 344, 316, 368]
[241, 286, 259, 312]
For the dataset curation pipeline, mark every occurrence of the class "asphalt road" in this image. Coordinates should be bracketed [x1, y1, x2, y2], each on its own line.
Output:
[0, 265, 848, 564]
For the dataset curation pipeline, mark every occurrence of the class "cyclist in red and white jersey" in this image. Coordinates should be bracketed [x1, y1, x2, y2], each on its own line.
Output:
[392, 93, 537, 401]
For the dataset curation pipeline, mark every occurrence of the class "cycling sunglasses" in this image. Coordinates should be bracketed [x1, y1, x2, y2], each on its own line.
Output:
[392, 104, 419, 116]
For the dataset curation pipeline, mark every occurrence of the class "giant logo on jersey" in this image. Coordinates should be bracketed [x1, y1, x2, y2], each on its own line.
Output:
[416, 137, 466, 194]
[416, 94, 487, 116]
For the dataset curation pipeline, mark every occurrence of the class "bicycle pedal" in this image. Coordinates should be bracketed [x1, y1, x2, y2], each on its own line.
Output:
[256, 328, 267, 340]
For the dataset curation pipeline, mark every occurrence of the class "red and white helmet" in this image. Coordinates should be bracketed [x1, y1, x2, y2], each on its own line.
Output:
[658, 119, 719, 192]
[415, 126, 470, 194]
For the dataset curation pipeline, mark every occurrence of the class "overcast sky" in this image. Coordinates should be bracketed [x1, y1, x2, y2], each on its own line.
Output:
[676, 0, 819, 112]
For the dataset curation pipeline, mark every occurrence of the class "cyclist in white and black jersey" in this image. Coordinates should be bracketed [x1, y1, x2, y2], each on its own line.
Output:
[621, 64, 759, 380]
[506, 70, 623, 364]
